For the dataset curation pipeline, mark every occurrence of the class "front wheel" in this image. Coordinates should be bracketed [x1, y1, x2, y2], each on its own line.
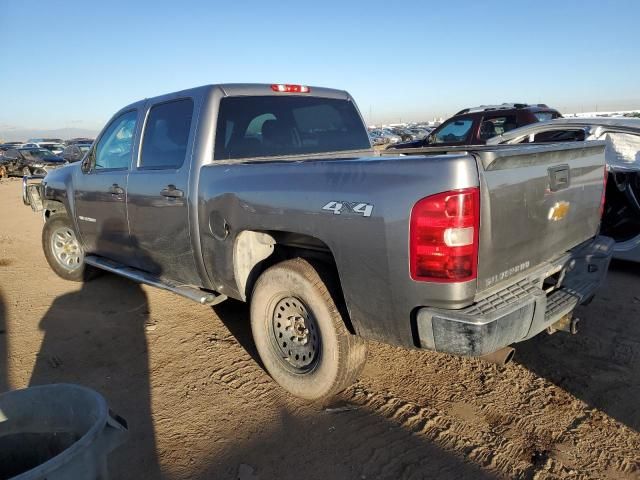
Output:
[42, 213, 98, 282]
[22, 166, 30, 176]
[250, 258, 367, 401]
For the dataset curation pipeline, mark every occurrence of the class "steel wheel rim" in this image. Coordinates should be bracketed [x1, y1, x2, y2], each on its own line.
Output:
[50, 226, 83, 271]
[270, 296, 320, 372]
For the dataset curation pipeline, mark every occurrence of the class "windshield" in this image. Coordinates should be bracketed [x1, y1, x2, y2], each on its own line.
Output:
[79, 145, 91, 153]
[214, 96, 371, 160]
[432, 118, 473, 144]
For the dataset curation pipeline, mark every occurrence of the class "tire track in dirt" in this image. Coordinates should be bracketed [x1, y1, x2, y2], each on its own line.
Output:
[202, 332, 285, 406]
[183, 318, 639, 480]
[341, 383, 638, 480]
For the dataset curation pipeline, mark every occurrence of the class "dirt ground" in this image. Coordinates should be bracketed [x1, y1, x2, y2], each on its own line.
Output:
[0, 178, 638, 480]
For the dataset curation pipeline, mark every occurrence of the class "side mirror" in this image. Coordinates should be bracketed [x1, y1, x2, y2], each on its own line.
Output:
[81, 157, 91, 173]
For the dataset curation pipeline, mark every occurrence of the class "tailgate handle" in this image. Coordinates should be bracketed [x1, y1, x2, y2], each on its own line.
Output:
[548, 165, 570, 192]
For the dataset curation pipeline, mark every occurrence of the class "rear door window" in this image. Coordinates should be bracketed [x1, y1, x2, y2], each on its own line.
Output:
[214, 96, 371, 160]
[140, 98, 194, 169]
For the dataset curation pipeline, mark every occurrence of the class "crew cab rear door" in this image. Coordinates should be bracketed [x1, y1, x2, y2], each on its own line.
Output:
[126, 97, 200, 284]
[474, 143, 606, 292]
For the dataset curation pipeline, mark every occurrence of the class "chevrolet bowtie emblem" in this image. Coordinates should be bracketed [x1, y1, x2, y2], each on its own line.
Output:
[548, 201, 570, 221]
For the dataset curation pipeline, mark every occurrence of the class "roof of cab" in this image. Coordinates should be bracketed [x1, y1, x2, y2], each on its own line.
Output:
[117, 83, 351, 113]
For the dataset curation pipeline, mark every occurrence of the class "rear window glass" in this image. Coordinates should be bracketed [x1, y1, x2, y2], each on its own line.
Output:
[532, 129, 586, 143]
[214, 96, 371, 160]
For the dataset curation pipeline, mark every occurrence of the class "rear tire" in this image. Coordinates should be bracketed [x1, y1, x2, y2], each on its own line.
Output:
[250, 258, 367, 401]
[42, 213, 98, 282]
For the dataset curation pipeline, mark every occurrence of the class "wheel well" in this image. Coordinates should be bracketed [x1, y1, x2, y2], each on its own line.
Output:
[233, 230, 354, 333]
[43, 200, 67, 219]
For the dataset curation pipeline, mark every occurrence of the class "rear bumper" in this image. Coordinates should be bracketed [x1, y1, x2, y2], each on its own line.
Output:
[416, 235, 614, 357]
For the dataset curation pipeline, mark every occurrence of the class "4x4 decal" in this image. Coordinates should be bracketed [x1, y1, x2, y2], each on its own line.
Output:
[322, 201, 374, 217]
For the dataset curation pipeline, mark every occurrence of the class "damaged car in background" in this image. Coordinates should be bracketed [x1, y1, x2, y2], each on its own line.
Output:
[487, 118, 640, 262]
[1, 147, 67, 177]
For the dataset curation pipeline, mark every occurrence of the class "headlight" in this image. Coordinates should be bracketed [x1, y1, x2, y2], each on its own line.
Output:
[31, 163, 44, 168]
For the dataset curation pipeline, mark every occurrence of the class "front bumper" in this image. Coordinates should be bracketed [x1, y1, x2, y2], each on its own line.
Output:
[416, 236, 614, 357]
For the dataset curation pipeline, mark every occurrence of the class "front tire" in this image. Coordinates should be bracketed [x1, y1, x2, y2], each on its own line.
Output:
[42, 213, 98, 282]
[22, 166, 30, 176]
[250, 258, 367, 401]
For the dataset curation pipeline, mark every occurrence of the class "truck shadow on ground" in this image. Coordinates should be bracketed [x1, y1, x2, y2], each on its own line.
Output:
[28, 275, 162, 479]
[515, 259, 640, 432]
[212, 299, 263, 366]
[191, 404, 499, 480]
[211, 300, 501, 479]
[0, 289, 8, 393]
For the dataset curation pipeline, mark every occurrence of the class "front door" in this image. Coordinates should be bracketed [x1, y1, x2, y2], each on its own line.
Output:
[74, 110, 138, 265]
[126, 97, 200, 284]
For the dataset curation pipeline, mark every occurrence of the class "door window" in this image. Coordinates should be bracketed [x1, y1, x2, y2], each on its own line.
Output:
[479, 115, 518, 141]
[140, 99, 194, 169]
[94, 110, 137, 171]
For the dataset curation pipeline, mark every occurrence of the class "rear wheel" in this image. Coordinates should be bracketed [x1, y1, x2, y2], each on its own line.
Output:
[22, 166, 30, 176]
[42, 213, 98, 282]
[250, 258, 367, 401]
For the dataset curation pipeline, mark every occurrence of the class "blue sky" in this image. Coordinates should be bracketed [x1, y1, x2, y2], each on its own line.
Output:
[1, 0, 639, 131]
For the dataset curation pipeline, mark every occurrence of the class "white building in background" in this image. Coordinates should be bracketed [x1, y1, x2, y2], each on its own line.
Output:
[563, 109, 640, 118]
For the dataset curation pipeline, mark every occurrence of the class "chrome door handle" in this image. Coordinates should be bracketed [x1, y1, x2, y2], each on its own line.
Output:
[108, 184, 124, 195]
[160, 185, 184, 198]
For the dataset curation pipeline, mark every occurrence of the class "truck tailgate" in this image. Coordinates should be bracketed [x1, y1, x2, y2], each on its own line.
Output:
[474, 142, 606, 292]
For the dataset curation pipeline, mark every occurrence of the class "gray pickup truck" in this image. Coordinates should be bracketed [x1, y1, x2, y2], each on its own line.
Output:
[24, 83, 613, 400]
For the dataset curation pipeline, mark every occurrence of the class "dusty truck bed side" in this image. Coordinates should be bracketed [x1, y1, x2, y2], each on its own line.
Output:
[196, 153, 480, 347]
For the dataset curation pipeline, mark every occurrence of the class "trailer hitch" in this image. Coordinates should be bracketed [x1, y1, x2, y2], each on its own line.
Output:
[547, 313, 579, 335]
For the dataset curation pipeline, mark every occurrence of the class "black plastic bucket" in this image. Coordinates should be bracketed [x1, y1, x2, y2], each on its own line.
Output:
[0, 384, 128, 480]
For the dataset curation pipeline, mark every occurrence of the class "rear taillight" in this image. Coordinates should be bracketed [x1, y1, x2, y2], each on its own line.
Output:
[600, 166, 608, 218]
[410, 188, 480, 282]
[271, 84, 310, 93]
